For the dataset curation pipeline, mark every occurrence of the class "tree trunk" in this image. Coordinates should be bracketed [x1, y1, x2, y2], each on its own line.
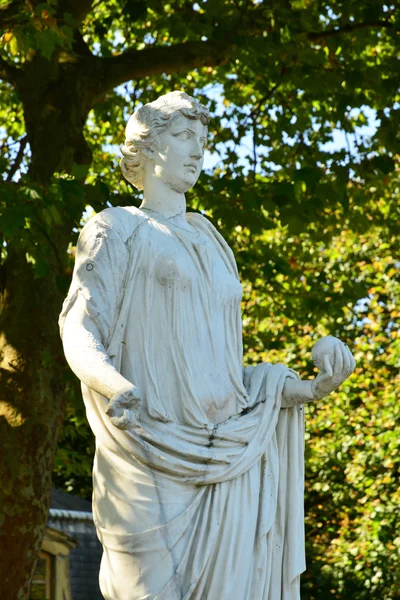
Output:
[18, 57, 94, 182]
[0, 51, 102, 596]
[0, 250, 67, 599]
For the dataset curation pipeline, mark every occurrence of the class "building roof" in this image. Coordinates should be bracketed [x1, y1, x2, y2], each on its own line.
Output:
[51, 488, 92, 513]
[49, 490, 102, 600]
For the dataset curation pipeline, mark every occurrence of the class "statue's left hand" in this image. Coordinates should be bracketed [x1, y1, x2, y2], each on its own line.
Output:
[311, 336, 356, 401]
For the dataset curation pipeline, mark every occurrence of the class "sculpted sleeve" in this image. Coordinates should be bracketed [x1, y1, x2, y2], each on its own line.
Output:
[59, 208, 130, 348]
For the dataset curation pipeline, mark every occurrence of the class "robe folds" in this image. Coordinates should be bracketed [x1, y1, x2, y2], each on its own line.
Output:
[60, 207, 306, 600]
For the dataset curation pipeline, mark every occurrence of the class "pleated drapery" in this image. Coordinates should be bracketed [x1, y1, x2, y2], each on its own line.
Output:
[60, 207, 306, 599]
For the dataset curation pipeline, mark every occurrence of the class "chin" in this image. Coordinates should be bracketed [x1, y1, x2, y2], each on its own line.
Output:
[171, 175, 199, 193]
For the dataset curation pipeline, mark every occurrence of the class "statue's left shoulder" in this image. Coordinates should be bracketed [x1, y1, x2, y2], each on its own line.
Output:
[187, 212, 238, 276]
[186, 212, 220, 236]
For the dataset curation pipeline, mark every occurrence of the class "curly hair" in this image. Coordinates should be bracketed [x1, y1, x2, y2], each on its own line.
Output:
[120, 91, 210, 190]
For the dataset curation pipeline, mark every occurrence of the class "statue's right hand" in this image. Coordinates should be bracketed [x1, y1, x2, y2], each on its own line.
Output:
[106, 385, 142, 430]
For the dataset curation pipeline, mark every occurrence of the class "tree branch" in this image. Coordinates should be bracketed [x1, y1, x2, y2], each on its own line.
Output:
[87, 16, 396, 100]
[6, 135, 28, 182]
[89, 40, 231, 100]
[245, 83, 280, 125]
[307, 20, 395, 41]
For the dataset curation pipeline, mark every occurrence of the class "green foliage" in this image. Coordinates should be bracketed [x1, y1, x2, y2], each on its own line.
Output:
[0, 0, 399, 597]
[242, 223, 399, 599]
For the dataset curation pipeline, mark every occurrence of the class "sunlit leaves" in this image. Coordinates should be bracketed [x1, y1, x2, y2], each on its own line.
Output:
[0, 2, 74, 62]
[239, 205, 399, 599]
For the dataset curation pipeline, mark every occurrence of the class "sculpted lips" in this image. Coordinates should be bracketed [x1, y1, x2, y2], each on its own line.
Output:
[184, 163, 198, 172]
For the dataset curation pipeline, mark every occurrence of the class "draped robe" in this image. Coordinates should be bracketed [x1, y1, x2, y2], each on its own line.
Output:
[59, 207, 306, 600]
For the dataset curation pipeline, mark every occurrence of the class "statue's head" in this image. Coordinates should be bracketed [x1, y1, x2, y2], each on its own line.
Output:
[121, 91, 210, 192]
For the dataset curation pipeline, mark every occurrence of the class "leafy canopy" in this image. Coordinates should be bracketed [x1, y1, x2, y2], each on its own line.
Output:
[0, 1, 399, 598]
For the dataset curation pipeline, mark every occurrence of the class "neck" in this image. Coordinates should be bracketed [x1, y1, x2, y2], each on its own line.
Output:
[140, 177, 186, 219]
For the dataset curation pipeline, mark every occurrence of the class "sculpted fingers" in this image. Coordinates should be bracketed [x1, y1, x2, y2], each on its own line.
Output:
[105, 401, 119, 419]
[313, 373, 329, 400]
[323, 353, 333, 377]
[106, 387, 142, 430]
[343, 345, 356, 379]
[347, 346, 356, 374]
[109, 410, 130, 430]
[333, 343, 343, 384]
[312, 338, 356, 400]
[108, 406, 139, 430]
[337, 343, 356, 382]
[340, 343, 351, 380]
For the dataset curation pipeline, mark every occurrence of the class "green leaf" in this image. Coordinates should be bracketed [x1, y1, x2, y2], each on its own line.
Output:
[293, 167, 322, 189]
[71, 163, 90, 180]
[36, 29, 59, 61]
[0, 206, 26, 237]
[371, 156, 396, 175]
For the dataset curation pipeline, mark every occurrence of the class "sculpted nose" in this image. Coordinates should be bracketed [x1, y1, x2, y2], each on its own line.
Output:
[190, 139, 203, 160]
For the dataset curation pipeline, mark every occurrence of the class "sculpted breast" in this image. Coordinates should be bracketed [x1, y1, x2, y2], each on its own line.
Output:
[155, 252, 192, 290]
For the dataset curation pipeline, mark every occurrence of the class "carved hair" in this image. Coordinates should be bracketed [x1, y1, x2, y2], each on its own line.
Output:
[120, 91, 210, 190]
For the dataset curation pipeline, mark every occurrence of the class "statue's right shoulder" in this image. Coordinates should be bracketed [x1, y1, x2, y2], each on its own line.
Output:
[80, 206, 147, 245]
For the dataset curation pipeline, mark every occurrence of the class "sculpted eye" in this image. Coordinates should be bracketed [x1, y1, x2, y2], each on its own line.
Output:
[175, 131, 190, 140]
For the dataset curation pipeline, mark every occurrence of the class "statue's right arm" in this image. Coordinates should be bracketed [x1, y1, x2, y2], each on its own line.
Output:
[62, 293, 130, 398]
[62, 294, 141, 429]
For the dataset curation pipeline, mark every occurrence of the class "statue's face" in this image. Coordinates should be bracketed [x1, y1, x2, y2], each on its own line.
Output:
[149, 114, 207, 193]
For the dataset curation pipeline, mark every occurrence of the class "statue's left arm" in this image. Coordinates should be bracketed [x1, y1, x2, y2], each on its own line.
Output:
[198, 215, 356, 410]
[281, 337, 356, 408]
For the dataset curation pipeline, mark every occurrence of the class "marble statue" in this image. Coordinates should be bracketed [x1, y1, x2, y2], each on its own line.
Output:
[60, 91, 356, 600]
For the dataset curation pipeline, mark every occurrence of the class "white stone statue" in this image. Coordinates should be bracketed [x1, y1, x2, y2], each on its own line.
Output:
[60, 91, 356, 600]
